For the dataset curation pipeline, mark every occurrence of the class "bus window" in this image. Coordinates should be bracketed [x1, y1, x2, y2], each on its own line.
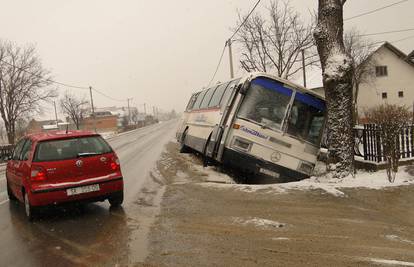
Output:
[287, 92, 326, 145]
[238, 78, 292, 131]
[209, 82, 229, 108]
[193, 90, 207, 110]
[186, 93, 198, 111]
[200, 86, 218, 109]
[219, 78, 241, 107]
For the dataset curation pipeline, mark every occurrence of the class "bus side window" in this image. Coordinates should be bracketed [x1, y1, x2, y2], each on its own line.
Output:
[209, 82, 229, 108]
[193, 90, 207, 110]
[219, 79, 240, 107]
[200, 86, 218, 109]
[186, 93, 198, 111]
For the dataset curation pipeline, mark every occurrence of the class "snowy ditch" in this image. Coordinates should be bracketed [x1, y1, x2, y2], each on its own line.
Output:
[195, 163, 414, 197]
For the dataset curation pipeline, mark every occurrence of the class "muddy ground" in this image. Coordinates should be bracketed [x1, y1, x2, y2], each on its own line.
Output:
[144, 142, 414, 266]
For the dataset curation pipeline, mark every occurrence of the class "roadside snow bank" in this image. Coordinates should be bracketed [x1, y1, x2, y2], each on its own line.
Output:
[200, 166, 414, 197]
[369, 258, 414, 266]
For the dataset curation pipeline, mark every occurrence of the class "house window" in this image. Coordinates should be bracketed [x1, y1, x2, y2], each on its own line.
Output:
[398, 91, 404, 98]
[382, 92, 387, 99]
[376, 66, 388, 77]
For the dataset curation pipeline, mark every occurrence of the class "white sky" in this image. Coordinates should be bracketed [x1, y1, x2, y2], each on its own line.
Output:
[0, 0, 412, 120]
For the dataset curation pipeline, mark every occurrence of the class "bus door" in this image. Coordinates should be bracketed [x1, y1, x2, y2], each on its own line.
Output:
[206, 78, 241, 161]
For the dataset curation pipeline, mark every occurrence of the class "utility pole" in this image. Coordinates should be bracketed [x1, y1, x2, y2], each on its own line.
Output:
[228, 39, 234, 79]
[53, 101, 59, 128]
[144, 103, 147, 114]
[89, 86, 96, 132]
[302, 49, 307, 88]
[127, 98, 132, 125]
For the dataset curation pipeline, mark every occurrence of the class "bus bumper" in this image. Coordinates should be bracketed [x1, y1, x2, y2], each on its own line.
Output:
[222, 148, 309, 182]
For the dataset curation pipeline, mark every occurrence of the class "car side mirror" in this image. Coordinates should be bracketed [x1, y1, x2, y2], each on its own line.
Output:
[239, 80, 250, 95]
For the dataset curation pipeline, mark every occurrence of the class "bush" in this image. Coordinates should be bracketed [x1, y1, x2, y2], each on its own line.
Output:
[365, 104, 412, 182]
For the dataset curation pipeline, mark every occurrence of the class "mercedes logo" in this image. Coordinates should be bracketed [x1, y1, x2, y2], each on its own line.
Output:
[75, 159, 83, 168]
[270, 151, 281, 162]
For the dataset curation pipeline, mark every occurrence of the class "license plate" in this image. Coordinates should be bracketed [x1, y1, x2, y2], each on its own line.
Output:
[259, 168, 280, 178]
[66, 184, 100, 196]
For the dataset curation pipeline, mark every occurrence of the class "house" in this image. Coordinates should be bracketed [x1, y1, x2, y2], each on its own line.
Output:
[311, 42, 414, 120]
[81, 113, 119, 133]
[26, 119, 69, 134]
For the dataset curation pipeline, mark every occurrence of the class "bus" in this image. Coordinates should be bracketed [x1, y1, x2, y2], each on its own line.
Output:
[176, 72, 326, 182]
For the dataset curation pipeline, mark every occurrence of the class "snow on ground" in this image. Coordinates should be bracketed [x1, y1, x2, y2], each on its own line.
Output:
[232, 217, 286, 229]
[385, 234, 414, 245]
[369, 258, 414, 266]
[199, 163, 414, 197]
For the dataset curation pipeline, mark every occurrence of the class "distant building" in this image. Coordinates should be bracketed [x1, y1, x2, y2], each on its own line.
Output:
[26, 119, 69, 134]
[81, 114, 118, 133]
[311, 42, 414, 120]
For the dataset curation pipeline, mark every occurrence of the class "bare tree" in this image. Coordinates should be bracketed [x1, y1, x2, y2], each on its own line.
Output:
[0, 40, 55, 144]
[344, 29, 377, 123]
[235, 0, 317, 79]
[314, 0, 354, 178]
[60, 92, 88, 130]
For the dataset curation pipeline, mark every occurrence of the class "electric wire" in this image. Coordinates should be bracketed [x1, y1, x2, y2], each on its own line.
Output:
[345, 0, 409, 21]
[207, 0, 262, 86]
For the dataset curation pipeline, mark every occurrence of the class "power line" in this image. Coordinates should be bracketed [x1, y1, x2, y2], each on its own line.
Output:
[359, 28, 414, 37]
[0, 58, 89, 90]
[345, 0, 409, 21]
[392, 34, 414, 44]
[92, 88, 126, 102]
[0, 58, 129, 103]
[229, 0, 262, 41]
[207, 43, 227, 87]
[207, 0, 262, 86]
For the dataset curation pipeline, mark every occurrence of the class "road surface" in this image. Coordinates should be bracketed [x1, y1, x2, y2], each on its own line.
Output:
[0, 120, 177, 267]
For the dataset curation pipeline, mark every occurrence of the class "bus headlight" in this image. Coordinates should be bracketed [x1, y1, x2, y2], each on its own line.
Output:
[232, 137, 252, 152]
[297, 161, 315, 175]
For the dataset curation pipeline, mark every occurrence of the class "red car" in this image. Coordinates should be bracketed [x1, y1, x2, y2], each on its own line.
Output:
[6, 130, 124, 220]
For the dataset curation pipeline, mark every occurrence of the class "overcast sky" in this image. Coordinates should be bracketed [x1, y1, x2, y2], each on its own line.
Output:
[0, 0, 413, 120]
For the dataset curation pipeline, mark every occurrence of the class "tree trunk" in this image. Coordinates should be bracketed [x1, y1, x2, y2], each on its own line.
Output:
[314, 0, 355, 178]
[6, 121, 15, 144]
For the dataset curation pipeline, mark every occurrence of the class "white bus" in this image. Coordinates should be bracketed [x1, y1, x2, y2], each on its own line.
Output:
[176, 73, 326, 182]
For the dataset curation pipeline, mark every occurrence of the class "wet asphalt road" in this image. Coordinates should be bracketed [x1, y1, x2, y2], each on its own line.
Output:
[0, 120, 177, 267]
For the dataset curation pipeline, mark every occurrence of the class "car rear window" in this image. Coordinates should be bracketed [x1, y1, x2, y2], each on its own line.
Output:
[33, 136, 112, 162]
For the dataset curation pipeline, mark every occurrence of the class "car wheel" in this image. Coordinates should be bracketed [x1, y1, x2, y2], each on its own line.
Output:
[109, 191, 124, 207]
[6, 180, 17, 201]
[24, 192, 38, 221]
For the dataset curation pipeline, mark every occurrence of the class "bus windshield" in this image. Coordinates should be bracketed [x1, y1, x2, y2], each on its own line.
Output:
[238, 78, 292, 131]
[286, 92, 325, 145]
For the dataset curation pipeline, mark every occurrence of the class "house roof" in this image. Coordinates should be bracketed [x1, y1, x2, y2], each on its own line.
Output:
[377, 42, 414, 68]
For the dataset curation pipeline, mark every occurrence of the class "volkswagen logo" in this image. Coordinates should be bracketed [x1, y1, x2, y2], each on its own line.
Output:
[270, 151, 281, 162]
[75, 159, 83, 168]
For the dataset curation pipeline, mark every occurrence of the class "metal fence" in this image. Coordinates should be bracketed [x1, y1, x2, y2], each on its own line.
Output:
[354, 124, 414, 162]
[0, 145, 14, 162]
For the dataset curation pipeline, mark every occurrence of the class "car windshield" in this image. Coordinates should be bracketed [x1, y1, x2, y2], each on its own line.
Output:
[238, 77, 292, 131]
[33, 136, 112, 162]
[286, 92, 326, 145]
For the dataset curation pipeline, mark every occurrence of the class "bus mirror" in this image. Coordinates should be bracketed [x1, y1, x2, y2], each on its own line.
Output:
[239, 81, 250, 95]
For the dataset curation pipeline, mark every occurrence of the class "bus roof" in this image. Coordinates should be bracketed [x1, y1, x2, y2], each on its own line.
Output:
[204, 72, 325, 101]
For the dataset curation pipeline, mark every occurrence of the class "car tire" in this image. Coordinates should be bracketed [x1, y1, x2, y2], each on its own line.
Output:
[109, 191, 124, 207]
[6, 180, 17, 201]
[24, 191, 38, 221]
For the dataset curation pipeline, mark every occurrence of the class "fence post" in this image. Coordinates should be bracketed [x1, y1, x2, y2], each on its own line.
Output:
[363, 124, 368, 161]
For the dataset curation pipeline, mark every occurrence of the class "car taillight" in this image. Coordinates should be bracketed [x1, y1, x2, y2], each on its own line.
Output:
[30, 166, 47, 182]
[110, 157, 120, 171]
